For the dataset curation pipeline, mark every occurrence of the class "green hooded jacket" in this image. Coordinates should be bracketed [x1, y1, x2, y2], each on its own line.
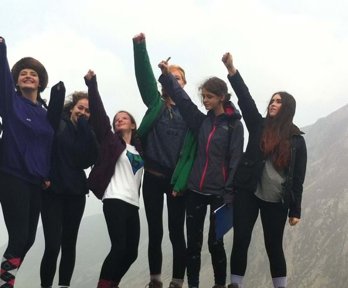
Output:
[133, 40, 196, 193]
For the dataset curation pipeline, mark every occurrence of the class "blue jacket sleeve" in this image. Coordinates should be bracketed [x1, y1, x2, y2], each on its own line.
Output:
[0, 38, 16, 117]
[47, 81, 65, 131]
[158, 73, 206, 133]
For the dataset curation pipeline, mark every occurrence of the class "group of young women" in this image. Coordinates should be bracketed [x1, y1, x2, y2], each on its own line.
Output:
[0, 32, 307, 288]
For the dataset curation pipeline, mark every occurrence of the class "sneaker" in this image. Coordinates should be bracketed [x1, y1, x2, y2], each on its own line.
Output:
[168, 281, 182, 288]
[146, 279, 163, 288]
[227, 284, 240, 288]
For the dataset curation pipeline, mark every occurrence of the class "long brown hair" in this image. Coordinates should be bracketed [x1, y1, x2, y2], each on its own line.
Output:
[261, 91, 296, 170]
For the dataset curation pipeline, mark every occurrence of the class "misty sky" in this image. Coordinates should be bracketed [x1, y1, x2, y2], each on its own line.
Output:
[1, 0, 347, 129]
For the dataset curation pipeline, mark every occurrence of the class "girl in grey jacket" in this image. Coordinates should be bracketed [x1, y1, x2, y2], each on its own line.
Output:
[159, 60, 244, 288]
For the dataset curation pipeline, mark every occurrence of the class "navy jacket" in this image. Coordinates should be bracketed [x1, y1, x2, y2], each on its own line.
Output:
[0, 39, 63, 184]
[49, 117, 98, 195]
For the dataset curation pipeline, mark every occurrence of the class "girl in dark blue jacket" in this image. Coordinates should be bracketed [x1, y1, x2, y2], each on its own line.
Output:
[222, 52, 307, 288]
[159, 60, 244, 288]
[40, 91, 98, 288]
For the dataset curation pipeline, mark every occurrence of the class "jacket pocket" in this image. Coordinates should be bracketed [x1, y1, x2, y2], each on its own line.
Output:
[233, 156, 264, 192]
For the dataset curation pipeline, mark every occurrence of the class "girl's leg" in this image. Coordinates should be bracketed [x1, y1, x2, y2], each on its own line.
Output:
[114, 206, 140, 282]
[229, 191, 259, 284]
[59, 195, 86, 286]
[167, 191, 186, 282]
[186, 191, 207, 288]
[208, 196, 226, 286]
[0, 172, 41, 288]
[40, 193, 64, 287]
[142, 172, 165, 282]
[259, 200, 288, 284]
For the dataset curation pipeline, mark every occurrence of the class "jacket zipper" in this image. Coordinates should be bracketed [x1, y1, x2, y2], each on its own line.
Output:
[199, 124, 217, 191]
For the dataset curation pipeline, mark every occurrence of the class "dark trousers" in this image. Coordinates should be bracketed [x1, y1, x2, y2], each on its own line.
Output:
[0, 171, 42, 262]
[230, 190, 288, 278]
[142, 171, 186, 280]
[99, 199, 140, 283]
[186, 191, 226, 287]
[40, 192, 86, 287]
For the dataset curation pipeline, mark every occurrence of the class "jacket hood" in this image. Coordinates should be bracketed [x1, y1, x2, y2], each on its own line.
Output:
[224, 101, 242, 120]
[207, 101, 242, 120]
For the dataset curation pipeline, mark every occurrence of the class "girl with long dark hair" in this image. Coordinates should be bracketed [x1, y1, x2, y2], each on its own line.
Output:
[222, 52, 307, 288]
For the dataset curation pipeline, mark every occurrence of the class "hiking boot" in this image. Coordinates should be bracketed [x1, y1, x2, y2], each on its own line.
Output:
[168, 281, 182, 288]
[146, 279, 163, 288]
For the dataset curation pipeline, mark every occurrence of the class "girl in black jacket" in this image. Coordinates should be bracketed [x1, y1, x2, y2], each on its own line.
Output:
[158, 60, 244, 288]
[222, 52, 307, 288]
[40, 91, 98, 288]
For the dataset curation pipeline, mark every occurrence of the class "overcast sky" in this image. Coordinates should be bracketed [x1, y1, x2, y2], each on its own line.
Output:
[1, 0, 347, 128]
[1, 0, 348, 246]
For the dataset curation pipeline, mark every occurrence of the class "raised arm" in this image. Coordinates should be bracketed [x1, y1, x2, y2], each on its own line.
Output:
[133, 33, 162, 108]
[222, 52, 262, 130]
[158, 60, 206, 132]
[0, 37, 16, 116]
[47, 81, 65, 131]
[84, 69, 112, 142]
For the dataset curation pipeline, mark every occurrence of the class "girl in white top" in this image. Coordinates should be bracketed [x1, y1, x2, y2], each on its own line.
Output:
[84, 70, 144, 288]
[98, 111, 144, 288]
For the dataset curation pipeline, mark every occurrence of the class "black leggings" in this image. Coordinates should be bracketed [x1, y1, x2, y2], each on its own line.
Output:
[230, 190, 288, 278]
[99, 199, 140, 283]
[40, 192, 86, 287]
[0, 171, 42, 271]
[142, 171, 186, 280]
[186, 191, 226, 287]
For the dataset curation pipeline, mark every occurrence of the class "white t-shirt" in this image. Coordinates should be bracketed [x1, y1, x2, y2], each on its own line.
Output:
[103, 143, 144, 207]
